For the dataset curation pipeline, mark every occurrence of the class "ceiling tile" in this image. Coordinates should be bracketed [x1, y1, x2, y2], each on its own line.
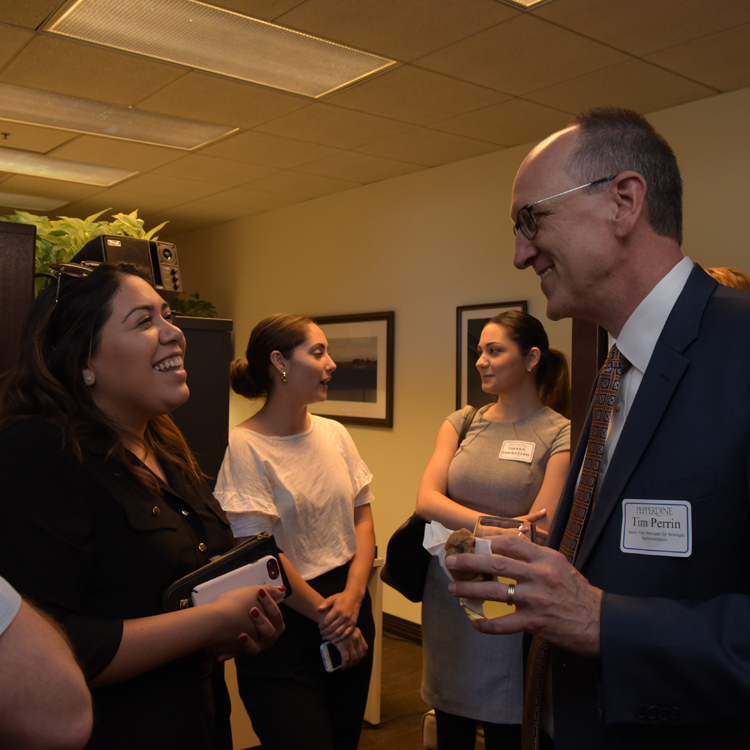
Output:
[416, 14, 628, 96]
[0, 173, 103, 201]
[0, 119, 77, 153]
[325, 64, 509, 125]
[0, 1, 64, 30]
[191, 186, 300, 211]
[244, 170, 361, 198]
[0, 35, 186, 105]
[526, 59, 717, 115]
[434, 98, 572, 146]
[107, 173, 226, 207]
[0, 23, 34, 67]
[51, 135, 183, 171]
[645, 24, 750, 92]
[255, 103, 413, 149]
[152, 154, 278, 186]
[199, 130, 341, 168]
[357, 128, 502, 167]
[137, 71, 308, 129]
[535, 0, 750, 57]
[294, 151, 424, 183]
[153, 198, 259, 226]
[276, 0, 518, 60]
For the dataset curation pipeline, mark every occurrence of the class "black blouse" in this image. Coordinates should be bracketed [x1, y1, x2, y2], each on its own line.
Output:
[0, 420, 235, 750]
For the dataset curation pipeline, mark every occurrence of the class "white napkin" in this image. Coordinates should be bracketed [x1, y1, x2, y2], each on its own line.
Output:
[423, 520, 492, 618]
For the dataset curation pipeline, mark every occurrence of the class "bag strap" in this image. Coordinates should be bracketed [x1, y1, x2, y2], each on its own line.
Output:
[458, 405, 478, 445]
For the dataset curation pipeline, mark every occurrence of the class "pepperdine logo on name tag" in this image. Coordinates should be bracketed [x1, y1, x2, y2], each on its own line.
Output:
[499, 440, 535, 463]
[620, 500, 692, 557]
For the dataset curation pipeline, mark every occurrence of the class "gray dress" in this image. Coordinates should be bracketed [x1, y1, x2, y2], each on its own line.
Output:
[421, 404, 570, 724]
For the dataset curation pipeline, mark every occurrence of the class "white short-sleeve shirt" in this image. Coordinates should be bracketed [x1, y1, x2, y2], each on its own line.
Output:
[214, 415, 373, 580]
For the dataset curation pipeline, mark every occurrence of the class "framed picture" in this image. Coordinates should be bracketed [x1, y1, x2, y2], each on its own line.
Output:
[456, 301, 527, 409]
[308, 311, 395, 428]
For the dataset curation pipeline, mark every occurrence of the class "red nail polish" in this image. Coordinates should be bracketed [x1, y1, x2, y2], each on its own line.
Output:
[258, 588, 267, 599]
[238, 633, 249, 644]
[277, 586, 286, 593]
[251, 607, 260, 618]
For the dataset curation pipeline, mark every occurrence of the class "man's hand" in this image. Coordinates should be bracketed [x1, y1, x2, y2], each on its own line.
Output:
[446, 534, 603, 657]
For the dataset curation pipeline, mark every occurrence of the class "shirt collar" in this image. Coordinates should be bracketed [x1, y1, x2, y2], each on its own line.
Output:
[614, 256, 693, 375]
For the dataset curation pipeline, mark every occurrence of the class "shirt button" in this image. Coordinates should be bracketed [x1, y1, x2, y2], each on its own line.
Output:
[181, 510, 189, 516]
[152, 506, 160, 516]
[198, 543, 207, 552]
[615, 401, 623, 412]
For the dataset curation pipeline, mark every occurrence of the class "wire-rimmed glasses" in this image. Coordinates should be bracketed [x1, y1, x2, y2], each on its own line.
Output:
[513, 175, 617, 240]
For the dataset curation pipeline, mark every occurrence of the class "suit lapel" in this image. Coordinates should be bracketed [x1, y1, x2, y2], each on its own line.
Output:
[572, 266, 717, 569]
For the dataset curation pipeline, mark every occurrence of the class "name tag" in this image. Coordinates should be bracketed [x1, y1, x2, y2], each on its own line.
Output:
[499, 440, 535, 463]
[620, 500, 692, 557]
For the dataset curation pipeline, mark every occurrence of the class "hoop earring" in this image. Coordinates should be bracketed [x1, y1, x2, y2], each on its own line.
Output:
[281, 370, 287, 383]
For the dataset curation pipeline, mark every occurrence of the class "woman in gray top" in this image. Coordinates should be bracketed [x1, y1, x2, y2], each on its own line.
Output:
[416, 310, 571, 750]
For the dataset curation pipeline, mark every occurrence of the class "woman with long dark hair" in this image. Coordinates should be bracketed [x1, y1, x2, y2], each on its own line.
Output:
[416, 310, 571, 750]
[0, 263, 284, 749]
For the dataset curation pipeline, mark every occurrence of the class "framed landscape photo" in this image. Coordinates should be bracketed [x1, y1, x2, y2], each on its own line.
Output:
[456, 301, 527, 409]
[308, 311, 395, 428]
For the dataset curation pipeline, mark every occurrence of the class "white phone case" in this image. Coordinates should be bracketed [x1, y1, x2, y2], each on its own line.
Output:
[191, 555, 283, 607]
[320, 641, 342, 672]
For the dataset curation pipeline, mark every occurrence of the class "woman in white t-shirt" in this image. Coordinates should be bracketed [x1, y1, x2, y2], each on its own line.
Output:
[214, 313, 376, 750]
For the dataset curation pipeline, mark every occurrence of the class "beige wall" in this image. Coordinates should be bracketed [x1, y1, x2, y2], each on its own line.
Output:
[175, 87, 750, 624]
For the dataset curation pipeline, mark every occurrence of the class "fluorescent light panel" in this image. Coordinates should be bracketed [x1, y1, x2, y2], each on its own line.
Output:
[0, 191, 68, 211]
[0, 83, 235, 150]
[0, 147, 136, 186]
[48, 0, 397, 98]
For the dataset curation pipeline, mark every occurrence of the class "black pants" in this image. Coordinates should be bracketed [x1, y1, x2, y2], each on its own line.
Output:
[236, 563, 374, 750]
[434, 709, 521, 750]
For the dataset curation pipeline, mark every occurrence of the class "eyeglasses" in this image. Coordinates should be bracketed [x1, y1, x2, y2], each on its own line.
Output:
[49, 261, 101, 303]
[512, 175, 617, 240]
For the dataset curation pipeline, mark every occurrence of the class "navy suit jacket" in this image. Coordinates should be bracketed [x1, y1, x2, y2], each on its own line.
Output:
[547, 265, 750, 749]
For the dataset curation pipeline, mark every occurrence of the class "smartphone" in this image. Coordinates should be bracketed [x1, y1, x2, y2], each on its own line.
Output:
[320, 641, 342, 673]
[191, 555, 285, 607]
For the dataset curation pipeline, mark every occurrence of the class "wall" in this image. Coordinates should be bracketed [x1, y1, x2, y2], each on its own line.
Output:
[174, 87, 750, 624]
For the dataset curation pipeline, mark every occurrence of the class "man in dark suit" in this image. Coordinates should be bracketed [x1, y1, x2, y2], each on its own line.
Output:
[446, 107, 750, 749]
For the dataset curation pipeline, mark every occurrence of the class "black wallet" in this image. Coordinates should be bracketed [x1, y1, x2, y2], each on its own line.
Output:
[162, 532, 292, 611]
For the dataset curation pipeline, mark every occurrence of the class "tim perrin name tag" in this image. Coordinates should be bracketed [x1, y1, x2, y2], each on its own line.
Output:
[620, 500, 692, 557]
[499, 440, 535, 463]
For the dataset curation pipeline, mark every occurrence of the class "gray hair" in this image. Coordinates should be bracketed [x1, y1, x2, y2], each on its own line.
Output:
[568, 107, 683, 245]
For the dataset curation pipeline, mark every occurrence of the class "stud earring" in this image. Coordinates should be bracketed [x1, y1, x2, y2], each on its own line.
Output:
[281, 370, 287, 383]
[85, 375, 93, 382]
[526, 367, 532, 373]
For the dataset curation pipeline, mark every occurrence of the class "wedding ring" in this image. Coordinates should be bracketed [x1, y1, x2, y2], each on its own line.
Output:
[506, 582, 516, 607]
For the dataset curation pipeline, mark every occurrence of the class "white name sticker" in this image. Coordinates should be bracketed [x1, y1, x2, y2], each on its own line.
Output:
[620, 500, 692, 557]
[499, 440, 535, 463]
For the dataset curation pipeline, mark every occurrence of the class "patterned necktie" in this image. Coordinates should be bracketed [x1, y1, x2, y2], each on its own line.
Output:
[521, 345, 631, 750]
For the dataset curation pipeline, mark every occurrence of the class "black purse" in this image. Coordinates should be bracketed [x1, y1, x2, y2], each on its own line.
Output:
[162, 532, 292, 611]
[381, 407, 478, 602]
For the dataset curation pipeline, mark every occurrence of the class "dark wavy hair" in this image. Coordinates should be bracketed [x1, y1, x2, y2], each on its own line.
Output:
[485, 310, 571, 419]
[231, 313, 314, 400]
[568, 107, 683, 245]
[0, 262, 203, 491]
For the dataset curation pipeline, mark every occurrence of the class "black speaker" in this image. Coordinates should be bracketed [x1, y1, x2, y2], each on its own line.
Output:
[73, 235, 183, 298]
